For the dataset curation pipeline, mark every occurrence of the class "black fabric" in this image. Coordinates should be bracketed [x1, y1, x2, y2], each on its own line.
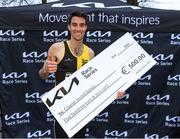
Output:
[0, 0, 180, 32]
[55, 41, 77, 84]
[54, 120, 86, 138]
[0, 0, 180, 138]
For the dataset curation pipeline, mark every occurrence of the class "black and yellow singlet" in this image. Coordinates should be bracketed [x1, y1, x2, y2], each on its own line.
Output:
[55, 41, 90, 84]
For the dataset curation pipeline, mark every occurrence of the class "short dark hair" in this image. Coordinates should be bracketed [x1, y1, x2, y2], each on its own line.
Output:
[68, 11, 88, 25]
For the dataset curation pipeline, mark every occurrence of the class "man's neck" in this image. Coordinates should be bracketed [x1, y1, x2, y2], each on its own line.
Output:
[68, 40, 84, 56]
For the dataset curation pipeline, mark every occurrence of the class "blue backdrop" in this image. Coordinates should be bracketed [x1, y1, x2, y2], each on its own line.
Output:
[0, 0, 180, 138]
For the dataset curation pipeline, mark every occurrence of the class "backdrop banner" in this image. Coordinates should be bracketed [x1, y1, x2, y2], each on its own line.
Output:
[0, 0, 180, 138]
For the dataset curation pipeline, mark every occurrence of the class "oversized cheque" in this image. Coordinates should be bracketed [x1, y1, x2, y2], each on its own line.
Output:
[41, 33, 157, 137]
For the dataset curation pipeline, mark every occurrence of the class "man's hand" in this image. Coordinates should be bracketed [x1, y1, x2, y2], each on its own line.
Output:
[43, 55, 57, 74]
[43, 60, 57, 73]
[116, 91, 125, 99]
[39, 56, 58, 80]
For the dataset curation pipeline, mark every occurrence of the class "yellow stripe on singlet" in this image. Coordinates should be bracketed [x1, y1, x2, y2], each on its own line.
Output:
[77, 45, 90, 70]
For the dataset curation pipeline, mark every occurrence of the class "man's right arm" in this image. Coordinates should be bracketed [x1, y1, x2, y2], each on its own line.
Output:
[38, 44, 58, 80]
[38, 42, 64, 80]
[39, 60, 50, 79]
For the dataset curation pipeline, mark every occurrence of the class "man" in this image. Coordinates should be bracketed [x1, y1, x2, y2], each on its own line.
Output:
[39, 11, 124, 138]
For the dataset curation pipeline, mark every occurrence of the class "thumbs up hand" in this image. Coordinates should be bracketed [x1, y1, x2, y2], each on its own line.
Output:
[43, 56, 58, 73]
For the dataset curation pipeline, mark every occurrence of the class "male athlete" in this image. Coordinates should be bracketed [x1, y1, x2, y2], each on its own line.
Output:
[39, 11, 124, 138]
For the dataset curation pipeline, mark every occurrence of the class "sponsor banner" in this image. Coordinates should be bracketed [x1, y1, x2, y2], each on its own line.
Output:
[0, 1, 180, 137]
[0, 0, 180, 32]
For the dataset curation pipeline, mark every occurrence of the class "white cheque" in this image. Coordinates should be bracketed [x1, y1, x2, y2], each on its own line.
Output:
[41, 33, 157, 138]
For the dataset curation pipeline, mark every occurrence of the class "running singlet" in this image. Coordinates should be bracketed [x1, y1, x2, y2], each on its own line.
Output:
[55, 41, 90, 85]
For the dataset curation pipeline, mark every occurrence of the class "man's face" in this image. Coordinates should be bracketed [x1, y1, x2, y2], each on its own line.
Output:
[68, 16, 87, 42]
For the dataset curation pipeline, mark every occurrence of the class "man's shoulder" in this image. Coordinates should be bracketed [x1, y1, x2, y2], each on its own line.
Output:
[84, 45, 95, 59]
[48, 41, 65, 54]
[51, 41, 64, 48]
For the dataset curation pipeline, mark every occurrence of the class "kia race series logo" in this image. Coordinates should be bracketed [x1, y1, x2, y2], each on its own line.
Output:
[112, 93, 129, 105]
[151, 54, 173, 66]
[5, 112, 30, 126]
[46, 77, 79, 107]
[45, 73, 56, 84]
[104, 130, 128, 138]
[167, 74, 180, 87]
[22, 51, 47, 64]
[2, 72, 28, 85]
[46, 111, 54, 122]
[124, 113, 148, 125]
[130, 32, 154, 45]
[165, 115, 180, 128]
[170, 33, 180, 46]
[133, 74, 151, 86]
[146, 94, 170, 106]
[92, 112, 108, 122]
[43, 30, 68, 42]
[0, 30, 25, 42]
[86, 31, 112, 43]
[144, 133, 169, 139]
[25, 92, 42, 104]
[27, 129, 51, 138]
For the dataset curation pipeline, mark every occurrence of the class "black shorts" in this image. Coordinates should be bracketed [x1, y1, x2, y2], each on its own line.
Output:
[54, 120, 86, 138]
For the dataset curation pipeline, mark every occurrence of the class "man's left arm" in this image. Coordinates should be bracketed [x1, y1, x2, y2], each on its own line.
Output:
[88, 47, 95, 60]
